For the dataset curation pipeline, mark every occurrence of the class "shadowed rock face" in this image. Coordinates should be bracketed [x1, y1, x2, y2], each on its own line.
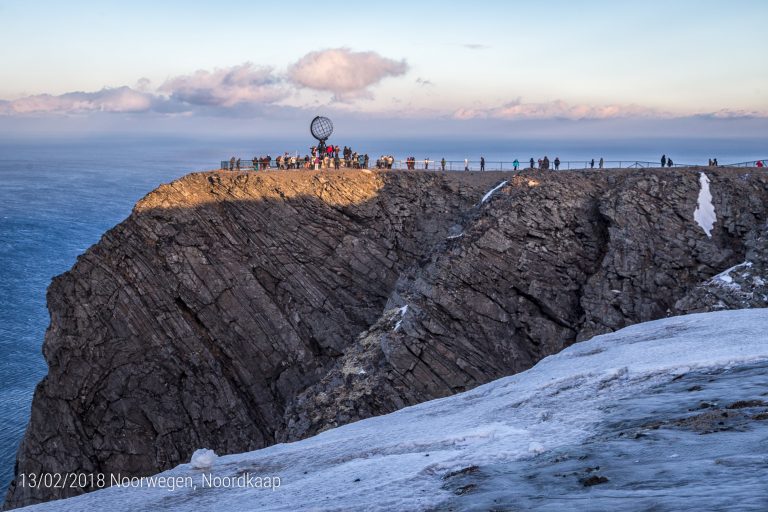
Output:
[5, 168, 768, 509]
[676, 221, 768, 312]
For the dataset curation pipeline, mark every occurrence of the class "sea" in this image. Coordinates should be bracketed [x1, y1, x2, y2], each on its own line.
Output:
[0, 135, 765, 495]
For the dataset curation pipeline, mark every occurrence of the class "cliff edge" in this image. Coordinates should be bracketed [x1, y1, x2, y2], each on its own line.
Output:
[5, 168, 768, 509]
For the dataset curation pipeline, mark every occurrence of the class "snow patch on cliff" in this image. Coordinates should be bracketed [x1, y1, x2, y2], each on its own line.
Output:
[393, 304, 408, 332]
[711, 261, 753, 289]
[694, 172, 716, 237]
[480, 180, 508, 204]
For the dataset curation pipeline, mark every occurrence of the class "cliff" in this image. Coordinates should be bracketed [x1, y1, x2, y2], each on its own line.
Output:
[5, 168, 768, 509]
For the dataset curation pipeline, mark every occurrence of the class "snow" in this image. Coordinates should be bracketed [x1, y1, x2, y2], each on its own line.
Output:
[693, 172, 716, 237]
[190, 449, 218, 469]
[393, 304, 408, 332]
[711, 261, 753, 289]
[19, 308, 768, 512]
[479, 180, 508, 204]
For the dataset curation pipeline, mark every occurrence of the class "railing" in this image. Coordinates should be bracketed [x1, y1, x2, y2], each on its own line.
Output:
[386, 159, 697, 171]
[720, 159, 767, 168]
[221, 158, 767, 172]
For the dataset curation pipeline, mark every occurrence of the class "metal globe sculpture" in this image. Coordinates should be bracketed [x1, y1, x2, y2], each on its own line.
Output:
[310, 116, 334, 143]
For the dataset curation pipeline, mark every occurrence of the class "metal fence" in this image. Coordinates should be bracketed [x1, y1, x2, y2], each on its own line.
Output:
[718, 160, 767, 168]
[384, 159, 695, 171]
[220, 157, 767, 172]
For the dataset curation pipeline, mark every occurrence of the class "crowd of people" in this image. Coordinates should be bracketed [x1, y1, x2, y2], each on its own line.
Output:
[403, 156, 434, 170]
[376, 156, 395, 169]
[226, 145, 373, 171]
[226, 152, 758, 172]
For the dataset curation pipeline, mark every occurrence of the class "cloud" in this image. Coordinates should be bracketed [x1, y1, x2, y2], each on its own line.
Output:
[416, 77, 434, 87]
[463, 44, 489, 50]
[0, 86, 153, 114]
[158, 62, 288, 108]
[287, 48, 408, 101]
[135, 77, 152, 91]
[453, 99, 671, 120]
[698, 108, 768, 119]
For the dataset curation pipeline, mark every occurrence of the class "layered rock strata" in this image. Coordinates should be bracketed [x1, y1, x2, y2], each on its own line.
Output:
[6, 168, 768, 509]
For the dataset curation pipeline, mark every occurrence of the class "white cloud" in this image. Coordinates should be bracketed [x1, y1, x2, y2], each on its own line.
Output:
[0, 86, 153, 114]
[1, 57, 765, 124]
[158, 62, 288, 107]
[453, 99, 671, 120]
[463, 43, 489, 50]
[287, 48, 408, 101]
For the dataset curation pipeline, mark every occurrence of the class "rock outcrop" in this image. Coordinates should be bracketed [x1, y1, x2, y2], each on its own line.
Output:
[5, 168, 768, 509]
[281, 170, 768, 440]
[676, 221, 768, 312]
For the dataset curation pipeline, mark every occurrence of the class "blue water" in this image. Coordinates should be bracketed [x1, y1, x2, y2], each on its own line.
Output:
[0, 138, 220, 496]
[0, 136, 765, 496]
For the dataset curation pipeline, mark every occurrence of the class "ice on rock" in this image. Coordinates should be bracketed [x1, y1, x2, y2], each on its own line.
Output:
[393, 305, 408, 332]
[711, 262, 752, 290]
[480, 181, 508, 204]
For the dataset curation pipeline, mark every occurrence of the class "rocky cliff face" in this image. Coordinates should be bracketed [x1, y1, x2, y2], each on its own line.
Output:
[676, 221, 768, 312]
[5, 168, 768, 509]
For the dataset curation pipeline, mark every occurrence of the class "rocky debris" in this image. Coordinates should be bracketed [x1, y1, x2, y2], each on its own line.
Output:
[675, 221, 768, 312]
[580, 475, 610, 487]
[442, 465, 483, 496]
[643, 408, 755, 435]
[727, 400, 768, 409]
[6, 168, 768, 509]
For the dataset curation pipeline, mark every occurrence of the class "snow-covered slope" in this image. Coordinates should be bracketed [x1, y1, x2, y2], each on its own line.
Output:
[20, 309, 768, 512]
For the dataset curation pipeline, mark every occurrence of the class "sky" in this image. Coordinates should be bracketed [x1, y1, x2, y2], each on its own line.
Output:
[0, 0, 766, 140]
